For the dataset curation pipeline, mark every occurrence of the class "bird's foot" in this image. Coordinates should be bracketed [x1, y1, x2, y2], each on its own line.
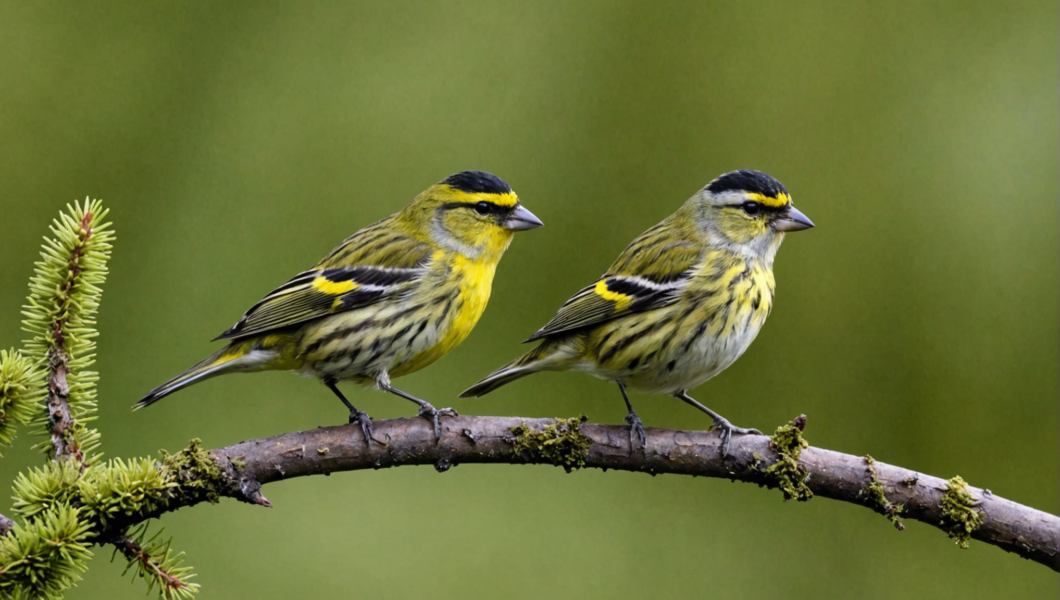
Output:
[348, 410, 374, 445]
[709, 417, 762, 457]
[624, 411, 647, 451]
[418, 403, 458, 440]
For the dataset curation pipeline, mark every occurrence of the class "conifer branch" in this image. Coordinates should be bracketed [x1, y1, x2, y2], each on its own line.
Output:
[21, 199, 113, 466]
[0, 504, 92, 600]
[112, 525, 197, 600]
[0, 350, 42, 454]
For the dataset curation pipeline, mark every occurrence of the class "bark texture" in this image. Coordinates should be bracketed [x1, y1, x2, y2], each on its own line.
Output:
[133, 415, 1058, 571]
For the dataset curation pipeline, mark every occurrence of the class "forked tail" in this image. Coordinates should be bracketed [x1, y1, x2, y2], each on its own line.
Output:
[460, 343, 565, 398]
[135, 340, 277, 409]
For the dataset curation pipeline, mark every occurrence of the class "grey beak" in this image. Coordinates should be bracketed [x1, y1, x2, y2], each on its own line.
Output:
[773, 206, 814, 232]
[504, 204, 544, 231]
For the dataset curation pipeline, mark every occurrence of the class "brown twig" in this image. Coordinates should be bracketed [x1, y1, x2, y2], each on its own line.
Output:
[43, 211, 95, 466]
[104, 415, 1060, 572]
[113, 533, 192, 594]
[45, 348, 80, 464]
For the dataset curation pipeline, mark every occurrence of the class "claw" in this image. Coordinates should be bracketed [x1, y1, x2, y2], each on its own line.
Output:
[348, 410, 374, 445]
[624, 411, 647, 451]
[709, 417, 761, 457]
[417, 403, 457, 440]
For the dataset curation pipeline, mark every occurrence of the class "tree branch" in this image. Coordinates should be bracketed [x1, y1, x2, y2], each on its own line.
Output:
[45, 347, 81, 464]
[118, 415, 1059, 571]
[111, 531, 196, 598]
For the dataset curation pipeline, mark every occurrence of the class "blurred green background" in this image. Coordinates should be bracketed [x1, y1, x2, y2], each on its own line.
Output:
[1, 1, 1056, 598]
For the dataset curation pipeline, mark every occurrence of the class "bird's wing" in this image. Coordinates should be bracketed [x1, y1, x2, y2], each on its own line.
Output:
[215, 221, 432, 341]
[524, 231, 702, 342]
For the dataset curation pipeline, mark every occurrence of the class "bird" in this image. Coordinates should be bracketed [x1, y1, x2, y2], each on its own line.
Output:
[136, 170, 543, 441]
[461, 169, 812, 455]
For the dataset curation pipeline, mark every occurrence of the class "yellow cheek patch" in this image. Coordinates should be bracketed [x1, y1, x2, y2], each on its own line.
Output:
[444, 187, 520, 207]
[595, 279, 632, 311]
[746, 191, 791, 208]
[312, 277, 358, 295]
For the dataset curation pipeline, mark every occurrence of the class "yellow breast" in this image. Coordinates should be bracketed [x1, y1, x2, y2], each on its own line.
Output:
[389, 253, 497, 377]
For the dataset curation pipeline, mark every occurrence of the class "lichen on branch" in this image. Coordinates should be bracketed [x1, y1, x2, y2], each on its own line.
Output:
[941, 475, 984, 549]
[861, 455, 905, 530]
[762, 415, 813, 501]
[509, 416, 592, 472]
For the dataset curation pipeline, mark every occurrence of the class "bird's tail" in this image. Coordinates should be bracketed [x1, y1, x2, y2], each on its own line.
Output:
[135, 339, 283, 409]
[460, 342, 570, 398]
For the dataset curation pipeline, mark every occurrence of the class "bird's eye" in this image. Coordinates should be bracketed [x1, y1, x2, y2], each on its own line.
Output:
[474, 202, 491, 215]
[741, 201, 760, 215]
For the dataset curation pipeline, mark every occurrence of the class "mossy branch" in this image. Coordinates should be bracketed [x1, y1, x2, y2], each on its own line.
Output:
[78, 414, 1060, 573]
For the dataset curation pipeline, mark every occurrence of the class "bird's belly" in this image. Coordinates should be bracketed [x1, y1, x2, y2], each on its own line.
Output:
[590, 296, 769, 395]
[294, 300, 452, 384]
[388, 291, 485, 377]
[626, 317, 764, 394]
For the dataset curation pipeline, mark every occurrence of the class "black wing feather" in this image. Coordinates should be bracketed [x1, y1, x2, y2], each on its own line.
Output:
[214, 265, 423, 341]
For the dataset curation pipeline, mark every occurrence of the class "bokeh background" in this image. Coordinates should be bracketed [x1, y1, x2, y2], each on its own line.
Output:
[0, 2, 1056, 598]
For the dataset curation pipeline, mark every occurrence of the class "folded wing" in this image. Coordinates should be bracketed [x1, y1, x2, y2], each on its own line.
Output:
[525, 235, 702, 342]
[215, 222, 431, 341]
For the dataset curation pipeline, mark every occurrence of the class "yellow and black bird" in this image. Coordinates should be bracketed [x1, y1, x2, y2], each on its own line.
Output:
[462, 170, 812, 454]
[137, 171, 543, 440]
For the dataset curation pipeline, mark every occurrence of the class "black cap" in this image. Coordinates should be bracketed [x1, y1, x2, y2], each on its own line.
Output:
[707, 170, 787, 198]
[443, 170, 512, 195]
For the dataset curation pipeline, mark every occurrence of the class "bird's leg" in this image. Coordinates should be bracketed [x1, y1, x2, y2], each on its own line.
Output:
[324, 378, 373, 445]
[674, 391, 761, 457]
[617, 382, 647, 451]
[379, 381, 457, 440]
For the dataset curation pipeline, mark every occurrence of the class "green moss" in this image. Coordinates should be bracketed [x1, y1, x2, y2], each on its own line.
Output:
[763, 415, 812, 501]
[158, 439, 227, 506]
[940, 475, 983, 549]
[862, 455, 904, 530]
[510, 416, 592, 473]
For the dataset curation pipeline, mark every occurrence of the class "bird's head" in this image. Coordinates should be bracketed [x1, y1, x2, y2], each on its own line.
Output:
[402, 170, 543, 261]
[686, 169, 814, 261]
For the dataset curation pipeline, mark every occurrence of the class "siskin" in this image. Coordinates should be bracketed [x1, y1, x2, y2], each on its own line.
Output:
[137, 171, 542, 440]
[462, 170, 812, 455]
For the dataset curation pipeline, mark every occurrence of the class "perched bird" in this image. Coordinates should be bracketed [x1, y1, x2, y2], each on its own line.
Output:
[137, 171, 543, 440]
[462, 170, 812, 455]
